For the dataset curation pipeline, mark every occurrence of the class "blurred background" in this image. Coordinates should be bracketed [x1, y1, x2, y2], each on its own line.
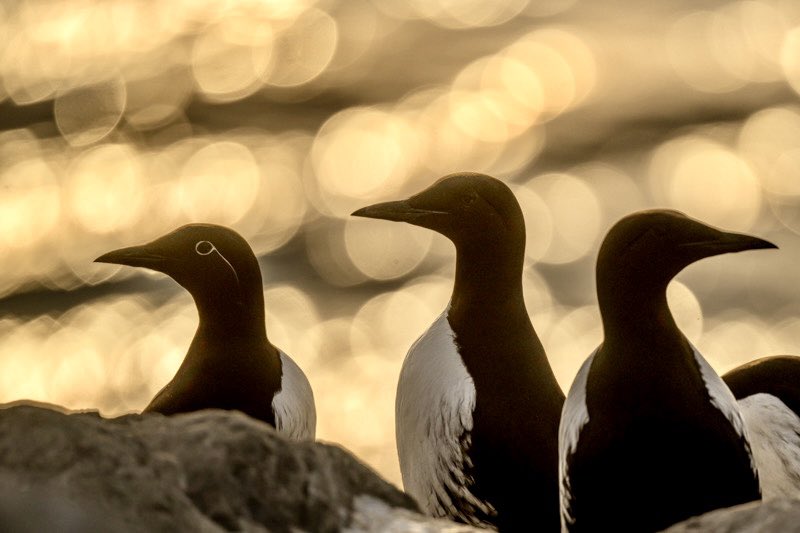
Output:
[1, 0, 799, 486]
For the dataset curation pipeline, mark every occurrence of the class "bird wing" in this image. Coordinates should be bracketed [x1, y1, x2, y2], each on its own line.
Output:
[558, 349, 596, 531]
[691, 344, 758, 477]
[395, 309, 496, 528]
[738, 392, 800, 499]
[271, 350, 316, 440]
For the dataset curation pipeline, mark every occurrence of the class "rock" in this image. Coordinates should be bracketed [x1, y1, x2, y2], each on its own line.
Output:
[0, 474, 127, 533]
[664, 498, 800, 532]
[0, 404, 481, 532]
[346, 496, 488, 533]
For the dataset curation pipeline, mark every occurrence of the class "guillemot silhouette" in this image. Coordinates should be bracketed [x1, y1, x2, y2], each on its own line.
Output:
[96, 224, 315, 440]
[560, 210, 773, 532]
[354, 173, 564, 531]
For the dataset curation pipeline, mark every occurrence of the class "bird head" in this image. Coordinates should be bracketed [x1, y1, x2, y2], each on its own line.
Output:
[351, 172, 525, 253]
[598, 209, 777, 288]
[95, 224, 262, 307]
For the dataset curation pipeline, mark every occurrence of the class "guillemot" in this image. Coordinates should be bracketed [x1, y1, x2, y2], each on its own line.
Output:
[353, 173, 564, 531]
[723, 355, 800, 500]
[96, 224, 315, 440]
[559, 210, 773, 532]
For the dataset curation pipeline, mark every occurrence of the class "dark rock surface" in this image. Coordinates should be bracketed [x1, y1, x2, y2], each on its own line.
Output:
[0, 404, 456, 533]
[663, 498, 800, 533]
[5, 403, 799, 532]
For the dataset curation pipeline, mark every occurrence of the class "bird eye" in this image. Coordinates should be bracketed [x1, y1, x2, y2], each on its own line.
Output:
[195, 240, 215, 255]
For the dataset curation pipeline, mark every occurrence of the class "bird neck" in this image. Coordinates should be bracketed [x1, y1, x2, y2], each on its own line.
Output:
[451, 238, 526, 309]
[193, 288, 268, 341]
[597, 272, 682, 350]
[448, 238, 560, 392]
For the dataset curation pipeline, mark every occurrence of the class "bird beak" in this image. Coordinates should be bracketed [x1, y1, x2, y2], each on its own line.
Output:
[679, 230, 777, 256]
[351, 200, 448, 223]
[94, 244, 170, 270]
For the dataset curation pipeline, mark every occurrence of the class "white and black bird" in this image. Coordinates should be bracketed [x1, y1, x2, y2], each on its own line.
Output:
[723, 355, 800, 500]
[559, 210, 773, 532]
[96, 224, 315, 440]
[353, 173, 565, 531]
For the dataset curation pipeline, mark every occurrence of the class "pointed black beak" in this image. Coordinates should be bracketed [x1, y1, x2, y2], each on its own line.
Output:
[94, 244, 170, 270]
[351, 200, 448, 222]
[680, 231, 778, 256]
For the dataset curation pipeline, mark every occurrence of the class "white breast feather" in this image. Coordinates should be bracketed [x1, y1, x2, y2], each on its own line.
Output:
[395, 307, 496, 527]
[558, 350, 596, 532]
[272, 350, 316, 440]
[738, 393, 800, 500]
[691, 344, 757, 475]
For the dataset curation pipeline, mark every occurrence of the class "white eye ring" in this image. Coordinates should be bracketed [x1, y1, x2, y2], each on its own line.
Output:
[195, 240, 216, 255]
[193, 240, 241, 289]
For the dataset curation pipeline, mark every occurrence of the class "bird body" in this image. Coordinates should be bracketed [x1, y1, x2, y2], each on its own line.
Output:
[724, 356, 800, 500]
[96, 224, 315, 440]
[559, 210, 772, 532]
[561, 341, 758, 533]
[354, 173, 564, 531]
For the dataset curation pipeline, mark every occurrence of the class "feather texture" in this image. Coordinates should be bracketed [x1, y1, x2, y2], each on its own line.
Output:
[272, 350, 316, 440]
[738, 393, 800, 499]
[395, 308, 496, 527]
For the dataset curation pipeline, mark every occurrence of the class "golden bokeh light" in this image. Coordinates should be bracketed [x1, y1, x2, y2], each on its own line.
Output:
[574, 163, 647, 223]
[524, 0, 577, 18]
[739, 106, 800, 198]
[514, 28, 596, 112]
[667, 280, 704, 344]
[448, 89, 515, 143]
[179, 141, 261, 224]
[485, 55, 546, 126]
[545, 305, 603, 392]
[489, 128, 545, 177]
[770, 316, 800, 356]
[54, 78, 127, 146]
[344, 219, 433, 281]
[523, 268, 557, 333]
[124, 68, 194, 131]
[525, 173, 602, 264]
[312, 108, 419, 216]
[781, 25, 800, 95]
[667, 10, 746, 93]
[305, 221, 370, 287]
[735, 0, 788, 82]
[191, 21, 273, 102]
[699, 312, 777, 371]
[314, 351, 403, 484]
[650, 136, 762, 231]
[325, 1, 380, 74]
[667, 1, 793, 93]
[264, 285, 322, 368]
[416, 92, 504, 175]
[418, 0, 528, 30]
[400, 275, 454, 324]
[47, 324, 107, 407]
[2, 29, 59, 105]
[265, 8, 338, 87]
[514, 185, 554, 262]
[0, 318, 51, 403]
[249, 162, 307, 252]
[67, 144, 144, 234]
[0, 159, 60, 250]
[708, 2, 783, 83]
[354, 276, 451, 358]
